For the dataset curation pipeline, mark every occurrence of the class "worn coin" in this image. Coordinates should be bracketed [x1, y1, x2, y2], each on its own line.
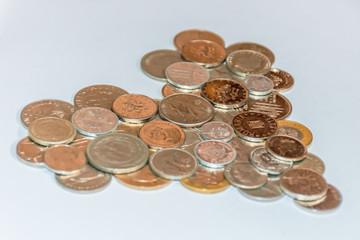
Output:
[266, 135, 307, 162]
[266, 68, 294, 92]
[243, 75, 274, 96]
[239, 176, 284, 201]
[250, 147, 292, 175]
[226, 42, 275, 66]
[277, 120, 313, 146]
[115, 122, 142, 136]
[200, 121, 234, 142]
[224, 162, 268, 189]
[161, 84, 202, 98]
[165, 62, 209, 89]
[293, 153, 325, 175]
[174, 29, 225, 50]
[16, 137, 47, 167]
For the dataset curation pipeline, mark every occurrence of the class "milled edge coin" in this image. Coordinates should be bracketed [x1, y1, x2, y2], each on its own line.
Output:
[224, 162, 268, 189]
[277, 120, 313, 146]
[238, 176, 284, 201]
[265, 135, 307, 162]
[16, 137, 47, 167]
[200, 121, 234, 142]
[250, 147, 292, 175]
[266, 68, 294, 92]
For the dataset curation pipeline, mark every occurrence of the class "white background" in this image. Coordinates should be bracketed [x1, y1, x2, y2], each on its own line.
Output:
[0, 0, 359, 239]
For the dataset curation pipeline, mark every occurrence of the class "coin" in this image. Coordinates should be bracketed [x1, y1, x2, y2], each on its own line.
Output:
[149, 148, 198, 180]
[140, 49, 183, 82]
[174, 29, 225, 50]
[71, 107, 119, 137]
[139, 120, 185, 149]
[207, 64, 245, 82]
[239, 176, 284, 201]
[16, 137, 47, 167]
[212, 107, 243, 126]
[87, 133, 149, 174]
[21, 99, 76, 127]
[277, 120, 313, 146]
[56, 164, 112, 192]
[230, 137, 264, 163]
[266, 135, 307, 162]
[44, 145, 87, 175]
[70, 134, 92, 153]
[74, 84, 128, 110]
[159, 93, 214, 127]
[243, 75, 274, 96]
[250, 147, 292, 175]
[293, 153, 325, 175]
[224, 162, 268, 189]
[165, 62, 209, 89]
[201, 78, 248, 109]
[180, 128, 203, 154]
[266, 68, 294, 92]
[280, 168, 328, 201]
[226, 42, 275, 66]
[161, 84, 202, 98]
[28, 117, 76, 146]
[115, 122, 142, 136]
[112, 94, 158, 123]
[181, 40, 226, 68]
[200, 121, 234, 142]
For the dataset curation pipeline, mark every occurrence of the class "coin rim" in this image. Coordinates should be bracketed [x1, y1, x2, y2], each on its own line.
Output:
[265, 135, 308, 162]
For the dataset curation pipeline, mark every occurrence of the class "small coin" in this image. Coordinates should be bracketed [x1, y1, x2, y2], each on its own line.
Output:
[207, 64, 245, 82]
[239, 176, 284, 201]
[16, 137, 47, 167]
[174, 29, 225, 50]
[250, 147, 292, 175]
[266, 68, 294, 92]
[28, 117, 76, 146]
[181, 40, 226, 68]
[70, 134, 92, 153]
[180, 128, 203, 154]
[200, 121, 234, 142]
[139, 120, 185, 149]
[140, 49, 183, 82]
[226, 42, 275, 66]
[266, 135, 307, 162]
[293, 153, 325, 175]
[212, 107, 243, 126]
[74, 84, 128, 110]
[243, 75, 274, 96]
[201, 78, 248, 109]
[21, 99, 76, 127]
[224, 162, 268, 189]
[71, 107, 119, 137]
[149, 148, 198, 180]
[277, 120, 313, 146]
[115, 122, 142, 136]
[230, 137, 264, 163]
[161, 84, 202, 98]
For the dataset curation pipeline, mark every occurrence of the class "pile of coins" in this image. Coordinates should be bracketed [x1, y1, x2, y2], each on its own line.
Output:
[17, 29, 341, 213]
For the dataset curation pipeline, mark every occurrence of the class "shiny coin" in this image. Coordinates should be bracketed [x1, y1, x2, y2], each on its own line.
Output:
[174, 29, 225, 50]
[293, 153, 325, 175]
[115, 122, 142, 136]
[239, 176, 284, 201]
[70, 134, 92, 153]
[161, 83, 202, 98]
[277, 120, 313, 146]
[87, 133, 149, 174]
[250, 147, 292, 175]
[266, 68, 294, 92]
[266, 135, 307, 162]
[180, 128, 203, 154]
[200, 121, 234, 142]
[28, 117, 76, 146]
[208, 64, 245, 82]
[226, 42, 275, 66]
[71, 107, 119, 137]
[230, 137, 264, 163]
[213, 107, 243, 126]
[16, 137, 47, 167]
[224, 162, 268, 189]
[243, 75, 274, 96]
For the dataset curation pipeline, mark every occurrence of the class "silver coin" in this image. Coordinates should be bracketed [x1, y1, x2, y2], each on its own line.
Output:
[239, 176, 284, 201]
[243, 75, 274, 96]
[250, 147, 292, 175]
[200, 121, 234, 142]
[292, 153, 325, 175]
[224, 162, 268, 189]
[180, 128, 203, 154]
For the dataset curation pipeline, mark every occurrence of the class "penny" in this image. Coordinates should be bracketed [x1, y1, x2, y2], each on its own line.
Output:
[21, 99, 76, 127]
[180, 128, 203, 154]
[266, 135, 307, 162]
[28, 117, 76, 146]
[71, 107, 119, 137]
[159, 93, 214, 127]
[250, 147, 292, 175]
[243, 75, 274, 96]
[201, 78, 248, 109]
[207, 64, 245, 82]
[44, 145, 87, 175]
[230, 137, 264, 163]
[180, 166, 229, 194]
[161, 84, 202, 98]
[165, 62, 209, 89]
[226, 42, 275, 66]
[140, 49, 183, 82]
[181, 40, 226, 68]
[70, 134, 92, 153]
[239, 176, 284, 201]
[232, 112, 278, 142]
[112, 94, 158, 123]
[277, 120, 313, 146]
[115, 122, 142, 136]
[266, 68, 294, 92]
[87, 133, 149, 174]
[200, 121, 234, 142]
[16, 137, 47, 167]
[174, 29, 225, 50]
[212, 107, 243, 126]
[139, 120, 185, 149]
[56, 164, 112, 192]
[149, 148, 198, 180]
[224, 162, 268, 189]
[293, 153, 325, 175]
[280, 168, 328, 201]
[194, 140, 236, 169]
[74, 84, 128, 110]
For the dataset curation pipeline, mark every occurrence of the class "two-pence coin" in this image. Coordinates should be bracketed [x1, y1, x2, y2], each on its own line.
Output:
[16, 137, 47, 167]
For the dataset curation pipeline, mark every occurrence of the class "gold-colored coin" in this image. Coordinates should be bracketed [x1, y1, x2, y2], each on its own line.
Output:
[115, 122, 143, 136]
[277, 120, 313, 146]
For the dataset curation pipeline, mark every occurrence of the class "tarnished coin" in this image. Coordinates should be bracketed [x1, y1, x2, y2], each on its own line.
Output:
[201, 78, 248, 109]
[71, 107, 119, 137]
[213, 107, 243, 126]
[280, 168, 328, 201]
[200, 121, 234, 142]
[16, 137, 47, 167]
[161, 84, 202, 98]
[226, 42, 275, 66]
[165, 62, 209, 89]
[277, 120, 313, 146]
[180, 128, 203, 154]
[232, 112, 278, 142]
[70, 134, 92, 153]
[140, 49, 183, 82]
[44, 145, 87, 175]
[139, 120, 185, 149]
[266, 68, 294, 92]
[56, 164, 112, 192]
[224, 162, 268, 189]
[28, 117, 76, 146]
[174, 29, 225, 50]
[112, 94, 158, 123]
[74, 85, 128, 110]
[239, 176, 284, 201]
[149, 148, 198, 180]
[208, 64, 245, 82]
[230, 137, 264, 163]
[115, 122, 142, 136]
[266, 135, 307, 162]
[293, 153, 325, 175]
[21, 99, 76, 127]
[243, 75, 274, 96]
[250, 147, 292, 175]
[159, 93, 214, 127]
[181, 40, 226, 68]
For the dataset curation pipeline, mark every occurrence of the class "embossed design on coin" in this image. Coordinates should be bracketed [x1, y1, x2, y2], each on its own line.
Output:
[266, 68, 294, 92]
[174, 29, 225, 50]
[226, 50, 271, 76]
[161, 84, 202, 98]
[243, 75, 274, 96]
[115, 122, 142, 136]
[266, 135, 307, 162]
[277, 120, 313, 146]
[208, 64, 245, 82]
[16, 137, 47, 167]
[70, 134, 91, 153]
[293, 153, 325, 175]
[166, 62, 209, 89]
[226, 42, 275, 66]
[239, 176, 284, 201]
[250, 147, 292, 175]
[194, 140, 236, 168]
[201, 121, 234, 142]
[225, 162, 268, 189]
[180, 128, 203, 154]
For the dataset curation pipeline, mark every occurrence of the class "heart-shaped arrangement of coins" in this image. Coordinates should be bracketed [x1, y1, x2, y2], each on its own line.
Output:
[17, 29, 341, 213]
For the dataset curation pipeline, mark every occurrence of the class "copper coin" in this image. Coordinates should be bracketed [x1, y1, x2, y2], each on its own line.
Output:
[70, 134, 92, 153]
[74, 84, 128, 110]
[208, 64, 245, 82]
[293, 153, 325, 175]
[181, 40, 226, 68]
[226, 42, 275, 66]
[200, 121, 234, 142]
[71, 107, 119, 137]
[266, 68, 294, 92]
[159, 93, 214, 127]
[139, 120, 185, 149]
[239, 176, 284, 201]
[180, 128, 203, 154]
[277, 120, 313, 146]
[16, 137, 47, 167]
[174, 29, 225, 50]
[201, 78, 248, 109]
[21, 99, 76, 127]
[243, 75, 274, 96]
[44, 145, 87, 175]
[250, 147, 292, 175]
[115, 122, 142, 136]
[112, 94, 158, 123]
[266, 135, 307, 162]
[224, 162, 268, 189]
[165, 62, 209, 89]
[226, 50, 271, 76]
[233, 112, 278, 142]
[212, 107, 243, 126]
[161, 84, 202, 98]
[280, 168, 328, 201]
[140, 49, 183, 82]
[230, 137, 264, 163]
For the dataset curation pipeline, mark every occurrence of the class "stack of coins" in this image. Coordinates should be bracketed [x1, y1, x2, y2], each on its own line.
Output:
[16, 29, 341, 213]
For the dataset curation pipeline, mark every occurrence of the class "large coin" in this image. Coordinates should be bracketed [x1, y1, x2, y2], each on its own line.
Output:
[266, 135, 307, 162]
[226, 42, 275, 66]
[250, 147, 292, 175]
[174, 29, 225, 50]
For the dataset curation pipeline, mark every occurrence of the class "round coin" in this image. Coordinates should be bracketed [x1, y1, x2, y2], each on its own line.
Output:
[161, 84, 202, 98]
[277, 120, 313, 146]
[200, 121, 234, 142]
[243, 75, 274, 96]
[230, 137, 264, 163]
[226, 42, 275, 66]
[115, 122, 142, 136]
[266, 68, 294, 92]
[70, 134, 92, 153]
[212, 107, 243, 126]
[293, 153, 325, 175]
[224, 162, 268, 189]
[16, 137, 47, 167]
[165, 62, 209, 89]
[239, 176, 284, 201]
[266, 135, 307, 162]
[208, 64, 245, 82]
[174, 29, 225, 50]
[250, 147, 292, 175]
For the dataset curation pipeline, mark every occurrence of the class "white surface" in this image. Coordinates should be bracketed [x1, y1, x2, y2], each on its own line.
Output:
[1, 0, 359, 239]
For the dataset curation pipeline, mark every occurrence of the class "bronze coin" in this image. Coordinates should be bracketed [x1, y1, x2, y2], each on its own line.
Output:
[208, 64, 245, 82]
[115, 122, 142, 136]
[233, 112, 278, 142]
[226, 50, 271, 76]
[70, 134, 92, 153]
[16, 137, 47, 167]
[181, 40, 226, 68]
[161, 84, 202, 98]
[266, 135, 307, 162]
[21, 99, 76, 127]
[74, 84, 128, 110]
[201, 78, 248, 109]
[165, 62, 209, 89]
[266, 68, 294, 92]
[174, 29, 225, 50]
[226, 42, 275, 66]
